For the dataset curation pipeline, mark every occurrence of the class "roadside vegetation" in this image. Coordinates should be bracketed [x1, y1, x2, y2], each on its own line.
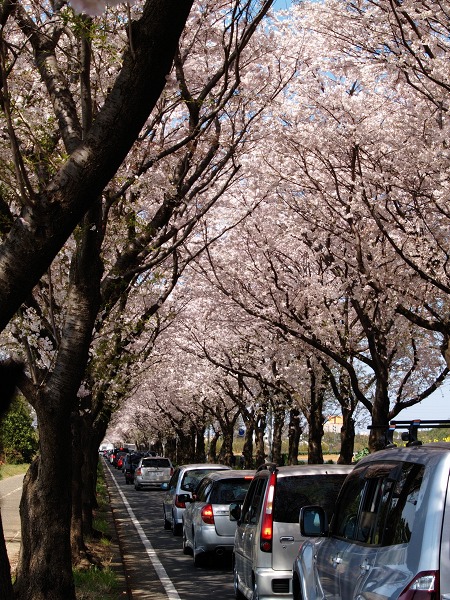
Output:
[73, 465, 122, 600]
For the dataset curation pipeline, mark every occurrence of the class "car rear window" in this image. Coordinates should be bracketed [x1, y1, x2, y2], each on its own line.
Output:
[210, 479, 253, 504]
[181, 469, 223, 491]
[142, 458, 171, 468]
[273, 474, 347, 523]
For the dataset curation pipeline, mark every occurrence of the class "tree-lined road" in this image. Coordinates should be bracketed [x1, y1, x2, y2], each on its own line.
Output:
[103, 461, 235, 600]
[0, 474, 24, 571]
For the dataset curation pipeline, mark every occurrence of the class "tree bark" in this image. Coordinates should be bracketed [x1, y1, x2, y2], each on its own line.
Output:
[287, 408, 302, 465]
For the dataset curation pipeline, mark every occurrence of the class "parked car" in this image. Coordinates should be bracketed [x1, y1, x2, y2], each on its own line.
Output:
[232, 462, 352, 600]
[294, 422, 450, 600]
[123, 452, 144, 485]
[181, 470, 255, 566]
[134, 456, 173, 490]
[161, 463, 231, 535]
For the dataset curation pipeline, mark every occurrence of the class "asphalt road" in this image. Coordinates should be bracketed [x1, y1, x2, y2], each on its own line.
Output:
[104, 459, 236, 600]
[0, 473, 25, 571]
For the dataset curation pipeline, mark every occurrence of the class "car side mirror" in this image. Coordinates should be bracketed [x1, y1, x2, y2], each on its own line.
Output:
[299, 506, 328, 536]
[177, 493, 194, 503]
[229, 502, 241, 522]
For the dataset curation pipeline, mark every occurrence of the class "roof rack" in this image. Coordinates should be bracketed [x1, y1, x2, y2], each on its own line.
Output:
[255, 462, 278, 473]
[370, 419, 450, 448]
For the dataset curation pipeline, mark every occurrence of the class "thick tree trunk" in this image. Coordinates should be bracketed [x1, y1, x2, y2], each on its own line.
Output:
[14, 401, 75, 600]
[217, 428, 234, 466]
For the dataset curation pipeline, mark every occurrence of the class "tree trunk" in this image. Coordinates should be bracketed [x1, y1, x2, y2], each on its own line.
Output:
[287, 408, 302, 465]
[207, 430, 220, 463]
[307, 370, 324, 464]
[14, 400, 75, 600]
[194, 427, 206, 462]
[369, 381, 390, 453]
[217, 428, 234, 466]
[338, 407, 355, 464]
[71, 410, 88, 565]
[271, 405, 284, 465]
[242, 422, 254, 469]
[254, 413, 267, 467]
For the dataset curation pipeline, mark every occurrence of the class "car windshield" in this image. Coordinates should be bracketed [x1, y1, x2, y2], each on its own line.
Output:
[142, 458, 170, 468]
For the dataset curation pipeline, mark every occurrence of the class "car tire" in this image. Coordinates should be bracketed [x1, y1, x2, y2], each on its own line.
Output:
[182, 528, 192, 555]
[163, 510, 172, 530]
[125, 478, 129, 485]
[172, 512, 182, 536]
[193, 537, 207, 568]
[134, 484, 141, 490]
[233, 566, 246, 600]
[251, 578, 259, 600]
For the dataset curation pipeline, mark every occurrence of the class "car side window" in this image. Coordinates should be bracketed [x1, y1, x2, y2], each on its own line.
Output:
[332, 461, 424, 547]
[168, 468, 180, 491]
[241, 478, 266, 525]
[196, 478, 212, 502]
[333, 468, 366, 540]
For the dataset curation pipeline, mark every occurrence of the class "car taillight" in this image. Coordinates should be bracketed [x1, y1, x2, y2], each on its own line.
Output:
[175, 495, 186, 508]
[201, 504, 215, 525]
[135, 468, 142, 476]
[398, 571, 439, 599]
[260, 472, 276, 553]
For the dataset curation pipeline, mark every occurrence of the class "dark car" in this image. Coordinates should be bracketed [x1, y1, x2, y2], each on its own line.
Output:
[123, 453, 144, 485]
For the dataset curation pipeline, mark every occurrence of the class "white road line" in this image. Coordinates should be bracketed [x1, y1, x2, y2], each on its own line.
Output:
[0, 486, 22, 500]
[109, 470, 181, 600]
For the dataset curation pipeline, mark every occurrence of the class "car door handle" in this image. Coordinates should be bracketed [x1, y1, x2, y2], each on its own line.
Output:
[279, 536, 295, 542]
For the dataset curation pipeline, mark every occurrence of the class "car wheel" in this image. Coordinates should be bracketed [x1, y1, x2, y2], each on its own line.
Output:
[163, 509, 171, 530]
[182, 527, 192, 555]
[134, 484, 141, 490]
[233, 565, 246, 600]
[193, 537, 207, 568]
[172, 512, 182, 536]
[251, 578, 259, 600]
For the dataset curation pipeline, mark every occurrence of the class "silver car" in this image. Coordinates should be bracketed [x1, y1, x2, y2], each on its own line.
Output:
[134, 456, 173, 490]
[161, 463, 231, 535]
[293, 435, 450, 600]
[181, 470, 255, 567]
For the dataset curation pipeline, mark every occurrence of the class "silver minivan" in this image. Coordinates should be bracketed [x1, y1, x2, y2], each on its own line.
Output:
[294, 434, 450, 600]
[232, 462, 352, 600]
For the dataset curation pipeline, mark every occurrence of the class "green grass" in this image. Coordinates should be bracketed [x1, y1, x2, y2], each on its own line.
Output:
[73, 462, 122, 600]
[0, 463, 29, 479]
[73, 565, 118, 599]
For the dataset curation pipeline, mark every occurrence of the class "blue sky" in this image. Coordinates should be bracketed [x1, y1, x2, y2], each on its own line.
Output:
[272, 0, 292, 9]
[396, 381, 450, 421]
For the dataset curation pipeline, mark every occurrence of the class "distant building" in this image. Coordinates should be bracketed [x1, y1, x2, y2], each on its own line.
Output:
[323, 415, 343, 433]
